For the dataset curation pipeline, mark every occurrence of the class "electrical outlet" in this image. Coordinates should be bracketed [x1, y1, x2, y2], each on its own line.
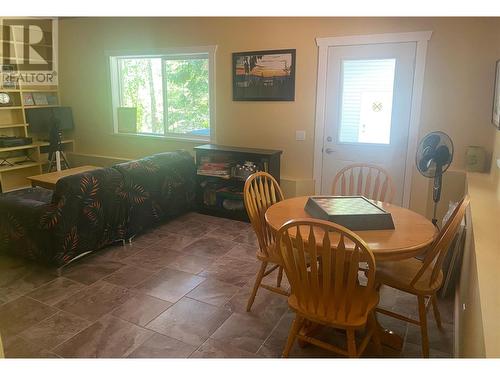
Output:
[296, 130, 306, 141]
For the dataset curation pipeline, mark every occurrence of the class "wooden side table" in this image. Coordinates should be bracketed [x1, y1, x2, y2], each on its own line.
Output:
[27, 165, 100, 190]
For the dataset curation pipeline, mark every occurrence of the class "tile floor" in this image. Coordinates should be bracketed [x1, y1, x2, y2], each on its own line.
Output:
[0, 212, 455, 358]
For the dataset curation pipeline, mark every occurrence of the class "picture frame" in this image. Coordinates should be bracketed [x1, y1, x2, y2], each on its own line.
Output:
[493, 60, 500, 129]
[232, 49, 296, 101]
[1, 64, 16, 89]
[22, 92, 35, 106]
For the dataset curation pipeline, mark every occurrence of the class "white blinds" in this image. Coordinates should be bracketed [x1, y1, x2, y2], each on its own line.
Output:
[338, 59, 396, 144]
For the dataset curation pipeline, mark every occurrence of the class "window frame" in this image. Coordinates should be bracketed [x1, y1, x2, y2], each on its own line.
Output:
[108, 46, 217, 142]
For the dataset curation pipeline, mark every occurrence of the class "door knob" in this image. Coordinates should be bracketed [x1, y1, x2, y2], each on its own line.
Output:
[324, 148, 335, 154]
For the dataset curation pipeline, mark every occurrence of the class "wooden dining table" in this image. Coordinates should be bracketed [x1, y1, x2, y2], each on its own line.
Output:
[265, 195, 438, 350]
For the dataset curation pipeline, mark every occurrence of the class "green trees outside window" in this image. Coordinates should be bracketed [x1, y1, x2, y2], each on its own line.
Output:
[114, 53, 210, 138]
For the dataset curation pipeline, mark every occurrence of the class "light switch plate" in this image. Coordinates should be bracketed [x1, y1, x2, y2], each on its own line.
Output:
[296, 130, 306, 141]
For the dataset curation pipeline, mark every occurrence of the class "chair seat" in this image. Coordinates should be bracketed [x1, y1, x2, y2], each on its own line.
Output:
[256, 244, 282, 264]
[376, 257, 443, 294]
[288, 285, 379, 328]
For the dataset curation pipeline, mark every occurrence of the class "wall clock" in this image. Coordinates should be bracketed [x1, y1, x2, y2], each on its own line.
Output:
[0, 92, 12, 106]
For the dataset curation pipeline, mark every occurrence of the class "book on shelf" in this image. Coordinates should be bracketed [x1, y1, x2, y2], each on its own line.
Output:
[197, 161, 231, 179]
[22, 93, 35, 106]
[197, 170, 231, 179]
[32, 93, 48, 105]
[46, 93, 58, 105]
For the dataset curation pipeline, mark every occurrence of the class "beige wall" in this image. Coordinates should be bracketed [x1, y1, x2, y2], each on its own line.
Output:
[58, 17, 500, 215]
[458, 135, 500, 357]
[458, 225, 485, 357]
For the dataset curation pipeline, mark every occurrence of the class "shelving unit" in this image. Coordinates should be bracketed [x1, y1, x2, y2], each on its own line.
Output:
[194, 144, 282, 221]
[0, 22, 74, 192]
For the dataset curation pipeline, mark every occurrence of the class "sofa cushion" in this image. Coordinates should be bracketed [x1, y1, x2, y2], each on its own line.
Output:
[1, 186, 53, 205]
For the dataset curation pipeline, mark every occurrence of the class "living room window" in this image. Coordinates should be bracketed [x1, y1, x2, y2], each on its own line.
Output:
[109, 46, 216, 141]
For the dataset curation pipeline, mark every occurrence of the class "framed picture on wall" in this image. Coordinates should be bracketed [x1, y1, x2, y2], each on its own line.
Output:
[232, 49, 296, 101]
[493, 60, 500, 129]
[1, 64, 16, 89]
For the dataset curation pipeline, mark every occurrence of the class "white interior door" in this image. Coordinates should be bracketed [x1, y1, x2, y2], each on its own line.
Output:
[320, 42, 417, 205]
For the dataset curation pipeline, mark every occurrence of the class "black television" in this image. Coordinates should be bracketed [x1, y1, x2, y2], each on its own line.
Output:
[26, 107, 75, 133]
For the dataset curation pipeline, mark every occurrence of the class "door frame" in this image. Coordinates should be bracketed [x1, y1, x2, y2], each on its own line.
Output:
[313, 31, 432, 208]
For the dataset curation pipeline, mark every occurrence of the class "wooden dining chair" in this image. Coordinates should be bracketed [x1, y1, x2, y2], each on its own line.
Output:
[332, 163, 395, 203]
[374, 195, 470, 357]
[278, 218, 381, 358]
[243, 172, 289, 312]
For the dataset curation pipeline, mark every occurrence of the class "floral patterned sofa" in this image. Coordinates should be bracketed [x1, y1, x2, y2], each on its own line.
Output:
[0, 150, 196, 267]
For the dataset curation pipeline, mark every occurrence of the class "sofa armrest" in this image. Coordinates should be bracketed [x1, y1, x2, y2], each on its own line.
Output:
[0, 195, 55, 264]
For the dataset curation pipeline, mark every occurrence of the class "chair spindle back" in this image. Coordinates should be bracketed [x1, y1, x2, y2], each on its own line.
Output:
[244, 172, 284, 257]
[277, 218, 376, 322]
[411, 195, 470, 288]
[332, 164, 395, 203]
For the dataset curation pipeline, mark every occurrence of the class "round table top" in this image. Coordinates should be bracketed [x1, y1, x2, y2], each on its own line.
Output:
[265, 196, 437, 261]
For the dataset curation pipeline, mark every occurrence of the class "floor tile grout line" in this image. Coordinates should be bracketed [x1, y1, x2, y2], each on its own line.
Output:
[99, 257, 163, 285]
[22, 294, 92, 323]
[189, 338, 208, 358]
[110, 296, 175, 328]
[121, 237, 236, 276]
[186, 284, 243, 309]
[131, 293, 233, 358]
[48, 314, 100, 357]
[22, 317, 92, 355]
[50, 279, 152, 329]
[60, 261, 128, 287]
[142, 315, 208, 352]
[27, 279, 87, 308]
[61, 256, 172, 301]
[20, 295, 60, 317]
[0, 269, 58, 303]
[50, 313, 153, 358]
[17, 295, 94, 352]
[254, 308, 290, 356]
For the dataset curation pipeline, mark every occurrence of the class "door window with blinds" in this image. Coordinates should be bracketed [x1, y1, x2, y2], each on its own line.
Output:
[109, 48, 215, 141]
[338, 59, 396, 145]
